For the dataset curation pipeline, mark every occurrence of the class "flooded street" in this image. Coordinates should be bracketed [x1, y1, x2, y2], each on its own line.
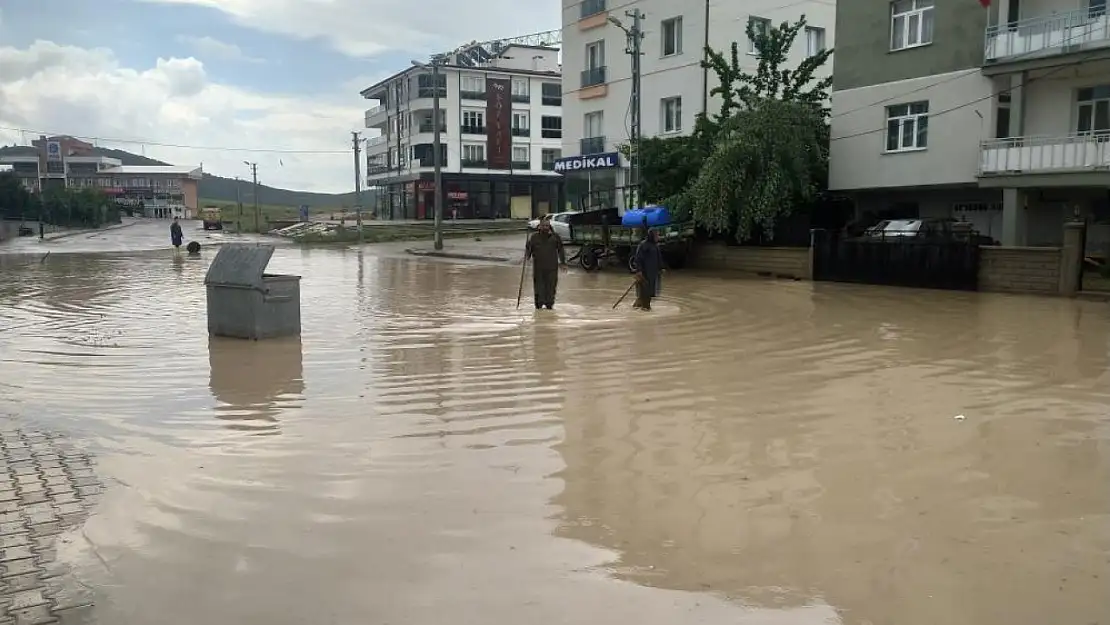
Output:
[1, 232, 1108, 624]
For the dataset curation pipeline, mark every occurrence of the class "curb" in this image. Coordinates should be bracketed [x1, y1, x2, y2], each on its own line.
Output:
[405, 249, 512, 262]
[43, 219, 140, 242]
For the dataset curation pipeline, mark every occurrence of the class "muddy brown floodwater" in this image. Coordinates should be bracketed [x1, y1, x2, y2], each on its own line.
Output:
[0, 246, 1108, 624]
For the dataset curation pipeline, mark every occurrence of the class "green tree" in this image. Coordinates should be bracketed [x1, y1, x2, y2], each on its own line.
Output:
[0, 172, 37, 220]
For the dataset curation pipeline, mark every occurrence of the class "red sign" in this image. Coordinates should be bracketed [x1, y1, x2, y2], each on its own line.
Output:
[447, 191, 468, 201]
[486, 78, 511, 170]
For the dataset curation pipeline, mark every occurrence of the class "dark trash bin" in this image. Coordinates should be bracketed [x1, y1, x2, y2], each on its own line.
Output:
[204, 243, 301, 340]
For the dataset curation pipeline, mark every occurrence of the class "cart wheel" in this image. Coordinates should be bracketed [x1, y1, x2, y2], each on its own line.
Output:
[580, 248, 599, 271]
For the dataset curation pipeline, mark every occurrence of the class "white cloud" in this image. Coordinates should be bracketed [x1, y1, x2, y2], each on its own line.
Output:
[177, 35, 264, 63]
[137, 0, 560, 58]
[0, 40, 361, 193]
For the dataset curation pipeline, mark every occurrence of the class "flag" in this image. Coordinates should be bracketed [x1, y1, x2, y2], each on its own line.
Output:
[979, 0, 990, 6]
[279, 159, 284, 166]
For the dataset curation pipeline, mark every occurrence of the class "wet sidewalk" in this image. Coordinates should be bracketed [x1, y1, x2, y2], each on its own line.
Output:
[404, 232, 529, 263]
[0, 423, 102, 623]
[42, 218, 141, 242]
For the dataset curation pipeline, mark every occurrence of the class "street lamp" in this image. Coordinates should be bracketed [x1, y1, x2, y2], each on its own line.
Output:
[411, 57, 444, 250]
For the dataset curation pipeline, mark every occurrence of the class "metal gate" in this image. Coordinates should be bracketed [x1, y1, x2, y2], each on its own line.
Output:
[812, 230, 981, 291]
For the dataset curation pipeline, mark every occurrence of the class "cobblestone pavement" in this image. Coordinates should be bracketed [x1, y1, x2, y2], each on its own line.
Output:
[0, 427, 102, 624]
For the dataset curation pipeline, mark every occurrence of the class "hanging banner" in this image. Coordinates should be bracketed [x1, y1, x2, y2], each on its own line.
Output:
[485, 77, 511, 169]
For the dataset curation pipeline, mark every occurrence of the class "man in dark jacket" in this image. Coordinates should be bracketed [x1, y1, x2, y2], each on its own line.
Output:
[525, 219, 567, 309]
[170, 217, 184, 251]
[633, 229, 663, 311]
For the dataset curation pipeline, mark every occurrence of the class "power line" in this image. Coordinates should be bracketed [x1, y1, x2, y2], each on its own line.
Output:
[830, 51, 1096, 144]
[0, 125, 349, 155]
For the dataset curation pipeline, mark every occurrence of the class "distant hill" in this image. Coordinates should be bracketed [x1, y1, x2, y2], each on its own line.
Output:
[0, 145, 355, 208]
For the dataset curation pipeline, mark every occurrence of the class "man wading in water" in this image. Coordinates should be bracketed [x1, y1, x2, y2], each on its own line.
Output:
[170, 217, 184, 252]
[633, 229, 663, 311]
[525, 219, 567, 309]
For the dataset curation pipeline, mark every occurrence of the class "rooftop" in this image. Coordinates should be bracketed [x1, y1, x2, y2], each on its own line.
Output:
[101, 165, 203, 178]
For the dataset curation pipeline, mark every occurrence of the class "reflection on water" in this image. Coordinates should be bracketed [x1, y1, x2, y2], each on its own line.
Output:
[208, 337, 304, 434]
[0, 245, 1108, 624]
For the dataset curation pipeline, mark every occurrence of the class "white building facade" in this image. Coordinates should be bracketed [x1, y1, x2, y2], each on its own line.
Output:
[560, 0, 835, 210]
[830, 0, 1110, 251]
[360, 45, 564, 220]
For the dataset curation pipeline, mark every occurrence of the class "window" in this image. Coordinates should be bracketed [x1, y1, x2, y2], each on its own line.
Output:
[541, 83, 561, 106]
[748, 17, 771, 55]
[462, 144, 485, 163]
[462, 110, 485, 133]
[586, 40, 605, 69]
[541, 148, 561, 170]
[661, 17, 683, 56]
[581, 0, 605, 18]
[806, 27, 826, 56]
[1090, 0, 1106, 18]
[512, 112, 530, 136]
[460, 75, 485, 98]
[890, 0, 934, 51]
[1077, 85, 1110, 134]
[541, 116, 562, 139]
[995, 92, 1011, 139]
[417, 73, 446, 98]
[512, 145, 530, 163]
[885, 101, 929, 151]
[512, 78, 530, 103]
[661, 97, 682, 133]
[584, 111, 604, 138]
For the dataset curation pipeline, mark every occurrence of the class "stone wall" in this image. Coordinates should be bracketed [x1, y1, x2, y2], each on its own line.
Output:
[978, 246, 1062, 295]
[690, 242, 811, 279]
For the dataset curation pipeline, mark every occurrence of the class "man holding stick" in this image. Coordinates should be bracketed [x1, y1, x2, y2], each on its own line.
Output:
[524, 219, 567, 310]
[633, 229, 663, 311]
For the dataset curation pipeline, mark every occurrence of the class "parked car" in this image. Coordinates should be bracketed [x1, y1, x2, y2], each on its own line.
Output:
[858, 218, 996, 245]
[527, 211, 576, 240]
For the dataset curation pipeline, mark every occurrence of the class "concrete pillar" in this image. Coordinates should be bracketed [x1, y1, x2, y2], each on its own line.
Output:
[1058, 220, 1085, 296]
[1008, 72, 1025, 138]
[1001, 187, 1027, 246]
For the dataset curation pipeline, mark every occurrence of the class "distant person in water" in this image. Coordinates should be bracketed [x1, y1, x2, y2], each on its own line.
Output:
[633, 229, 663, 311]
[170, 217, 183, 252]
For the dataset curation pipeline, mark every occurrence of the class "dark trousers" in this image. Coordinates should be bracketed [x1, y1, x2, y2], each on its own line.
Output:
[533, 269, 558, 308]
[635, 276, 658, 309]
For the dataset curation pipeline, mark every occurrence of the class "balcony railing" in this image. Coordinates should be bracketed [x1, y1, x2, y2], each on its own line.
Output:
[416, 87, 446, 99]
[511, 94, 530, 103]
[417, 123, 447, 134]
[364, 105, 386, 126]
[580, 136, 606, 155]
[460, 90, 486, 100]
[512, 127, 530, 137]
[985, 8, 1110, 62]
[979, 134, 1110, 175]
[366, 164, 390, 175]
[581, 0, 605, 18]
[542, 161, 556, 171]
[541, 129, 562, 139]
[367, 135, 388, 147]
[542, 96, 562, 106]
[461, 159, 488, 168]
[512, 161, 531, 170]
[581, 66, 607, 88]
[461, 125, 486, 135]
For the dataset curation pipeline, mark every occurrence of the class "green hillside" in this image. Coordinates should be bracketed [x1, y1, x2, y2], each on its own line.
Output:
[0, 145, 355, 208]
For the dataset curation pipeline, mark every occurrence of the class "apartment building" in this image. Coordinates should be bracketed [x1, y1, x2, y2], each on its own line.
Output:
[830, 0, 1110, 248]
[0, 136, 201, 218]
[359, 45, 565, 220]
[560, 0, 835, 210]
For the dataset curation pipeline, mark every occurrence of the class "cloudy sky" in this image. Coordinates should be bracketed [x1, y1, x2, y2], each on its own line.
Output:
[0, 0, 558, 193]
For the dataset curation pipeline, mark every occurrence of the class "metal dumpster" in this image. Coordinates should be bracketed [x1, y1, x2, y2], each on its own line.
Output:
[204, 243, 301, 340]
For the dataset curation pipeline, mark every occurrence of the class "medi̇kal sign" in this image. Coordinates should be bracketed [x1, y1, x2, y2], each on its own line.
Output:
[553, 152, 620, 173]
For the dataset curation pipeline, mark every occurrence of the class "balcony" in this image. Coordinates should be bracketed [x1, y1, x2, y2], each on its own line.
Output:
[542, 160, 556, 171]
[366, 163, 391, 175]
[979, 134, 1110, 176]
[581, 0, 605, 18]
[461, 125, 486, 135]
[581, 66, 607, 88]
[542, 96, 562, 106]
[580, 136, 606, 155]
[984, 8, 1110, 64]
[416, 87, 446, 99]
[461, 159, 488, 168]
[364, 105, 386, 126]
[512, 127, 530, 137]
[417, 123, 447, 134]
[541, 129, 562, 139]
[460, 90, 486, 101]
[366, 135, 388, 147]
[512, 94, 530, 103]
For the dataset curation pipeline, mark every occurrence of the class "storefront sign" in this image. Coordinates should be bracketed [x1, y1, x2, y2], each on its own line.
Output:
[486, 78, 511, 170]
[553, 152, 620, 173]
[447, 191, 468, 201]
[46, 141, 62, 161]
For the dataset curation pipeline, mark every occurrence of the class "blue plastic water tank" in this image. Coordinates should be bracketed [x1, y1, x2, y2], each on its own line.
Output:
[621, 206, 672, 227]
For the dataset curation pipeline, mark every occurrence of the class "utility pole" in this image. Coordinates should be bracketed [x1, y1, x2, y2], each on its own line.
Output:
[235, 176, 243, 232]
[431, 56, 444, 250]
[244, 161, 259, 232]
[611, 9, 645, 211]
[352, 131, 364, 243]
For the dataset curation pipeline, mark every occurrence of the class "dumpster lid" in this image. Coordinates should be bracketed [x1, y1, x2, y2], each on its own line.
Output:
[204, 243, 276, 290]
